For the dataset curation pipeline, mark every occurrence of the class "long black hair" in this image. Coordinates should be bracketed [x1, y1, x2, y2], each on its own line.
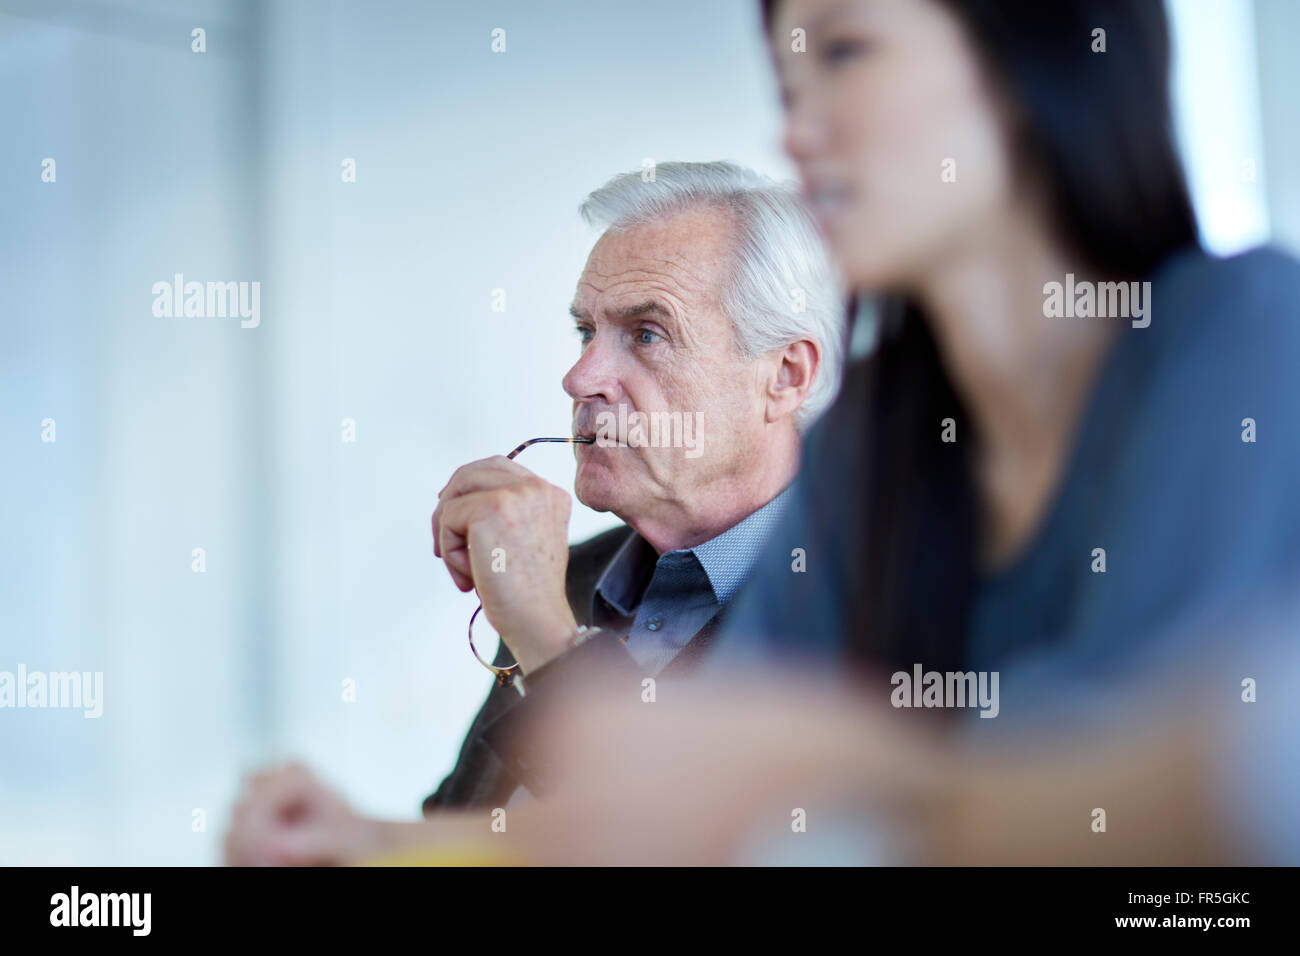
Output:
[761, 0, 1200, 671]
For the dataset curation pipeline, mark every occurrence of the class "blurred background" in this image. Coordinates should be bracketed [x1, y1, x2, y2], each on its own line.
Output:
[1, 0, 1296, 865]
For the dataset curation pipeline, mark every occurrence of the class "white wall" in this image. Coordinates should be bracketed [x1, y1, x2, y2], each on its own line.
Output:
[1168, 0, 1271, 254]
[1253, 0, 1300, 254]
[0, 0, 790, 864]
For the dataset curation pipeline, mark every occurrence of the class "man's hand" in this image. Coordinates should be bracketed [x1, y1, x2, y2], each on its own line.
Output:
[432, 456, 579, 674]
[223, 762, 398, 866]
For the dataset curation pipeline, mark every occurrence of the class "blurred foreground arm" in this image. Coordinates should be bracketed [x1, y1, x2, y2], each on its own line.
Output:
[226, 673, 1268, 866]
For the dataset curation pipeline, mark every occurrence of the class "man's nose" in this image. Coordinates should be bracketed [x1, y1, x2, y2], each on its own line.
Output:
[562, 336, 620, 405]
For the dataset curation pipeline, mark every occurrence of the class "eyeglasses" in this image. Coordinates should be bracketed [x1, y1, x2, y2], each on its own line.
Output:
[466, 436, 595, 696]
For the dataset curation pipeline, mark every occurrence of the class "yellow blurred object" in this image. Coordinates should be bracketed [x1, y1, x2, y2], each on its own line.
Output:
[357, 843, 526, 867]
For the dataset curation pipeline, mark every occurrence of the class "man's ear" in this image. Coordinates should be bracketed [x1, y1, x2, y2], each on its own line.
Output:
[764, 339, 820, 425]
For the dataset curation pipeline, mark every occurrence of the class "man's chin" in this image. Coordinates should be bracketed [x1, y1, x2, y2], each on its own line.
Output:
[573, 462, 625, 514]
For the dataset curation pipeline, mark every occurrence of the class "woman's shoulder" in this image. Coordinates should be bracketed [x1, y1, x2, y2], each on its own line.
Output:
[1153, 242, 1300, 339]
[1155, 241, 1300, 284]
[1138, 243, 1300, 398]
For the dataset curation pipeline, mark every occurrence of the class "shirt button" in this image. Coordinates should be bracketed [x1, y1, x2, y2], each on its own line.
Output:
[646, 616, 662, 631]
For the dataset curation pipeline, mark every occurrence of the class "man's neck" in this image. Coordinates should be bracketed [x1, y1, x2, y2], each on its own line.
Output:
[626, 431, 800, 554]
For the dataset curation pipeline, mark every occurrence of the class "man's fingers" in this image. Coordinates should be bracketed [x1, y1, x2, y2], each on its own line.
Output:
[438, 518, 473, 591]
[438, 455, 531, 500]
[440, 488, 519, 592]
[433, 457, 536, 558]
[446, 553, 473, 591]
[434, 461, 561, 596]
[440, 491, 511, 593]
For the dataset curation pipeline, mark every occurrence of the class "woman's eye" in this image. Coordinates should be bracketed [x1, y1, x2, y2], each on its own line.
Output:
[821, 37, 869, 66]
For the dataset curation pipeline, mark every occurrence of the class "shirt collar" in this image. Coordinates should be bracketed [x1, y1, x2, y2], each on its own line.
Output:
[689, 484, 793, 604]
[592, 532, 658, 618]
[592, 484, 793, 615]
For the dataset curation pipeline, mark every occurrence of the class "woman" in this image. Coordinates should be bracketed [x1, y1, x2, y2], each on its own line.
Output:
[718, 0, 1300, 697]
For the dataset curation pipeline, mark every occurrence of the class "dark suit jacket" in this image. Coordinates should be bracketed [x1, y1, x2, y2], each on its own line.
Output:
[422, 523, 731, 812]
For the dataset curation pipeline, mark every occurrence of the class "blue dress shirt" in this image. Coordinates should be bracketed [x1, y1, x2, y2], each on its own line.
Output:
[590, 485, 793, 675]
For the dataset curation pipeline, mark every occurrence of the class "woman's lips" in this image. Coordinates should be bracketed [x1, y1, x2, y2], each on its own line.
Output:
[805, 181, 854, 228]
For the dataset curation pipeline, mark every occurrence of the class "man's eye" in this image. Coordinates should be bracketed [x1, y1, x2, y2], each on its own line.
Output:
[574, 326, 594, 344]
[635, 329, 662, 345]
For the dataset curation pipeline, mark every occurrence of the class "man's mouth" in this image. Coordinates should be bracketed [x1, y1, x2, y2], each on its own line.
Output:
[572, 413, 605, 441]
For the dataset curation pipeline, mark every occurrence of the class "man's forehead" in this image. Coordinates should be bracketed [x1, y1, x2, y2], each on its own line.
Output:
[575, 255, 706, 298]
[575, 214, 732, 306]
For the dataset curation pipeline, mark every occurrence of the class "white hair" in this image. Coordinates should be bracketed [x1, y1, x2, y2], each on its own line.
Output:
[578, 161, 845, 429]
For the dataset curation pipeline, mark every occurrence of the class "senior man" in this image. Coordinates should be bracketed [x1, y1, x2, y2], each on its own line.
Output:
[224, 161, 842, 865]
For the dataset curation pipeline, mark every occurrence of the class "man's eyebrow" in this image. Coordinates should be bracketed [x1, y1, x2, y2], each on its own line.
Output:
[610, 300, 673, 321]
[568, 300, 675, 323]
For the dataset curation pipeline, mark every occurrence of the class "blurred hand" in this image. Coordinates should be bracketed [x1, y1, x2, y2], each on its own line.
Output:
[432, 456, 578, 673]
[223, 762, 397, 866]
[496, 675, 949, 865]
